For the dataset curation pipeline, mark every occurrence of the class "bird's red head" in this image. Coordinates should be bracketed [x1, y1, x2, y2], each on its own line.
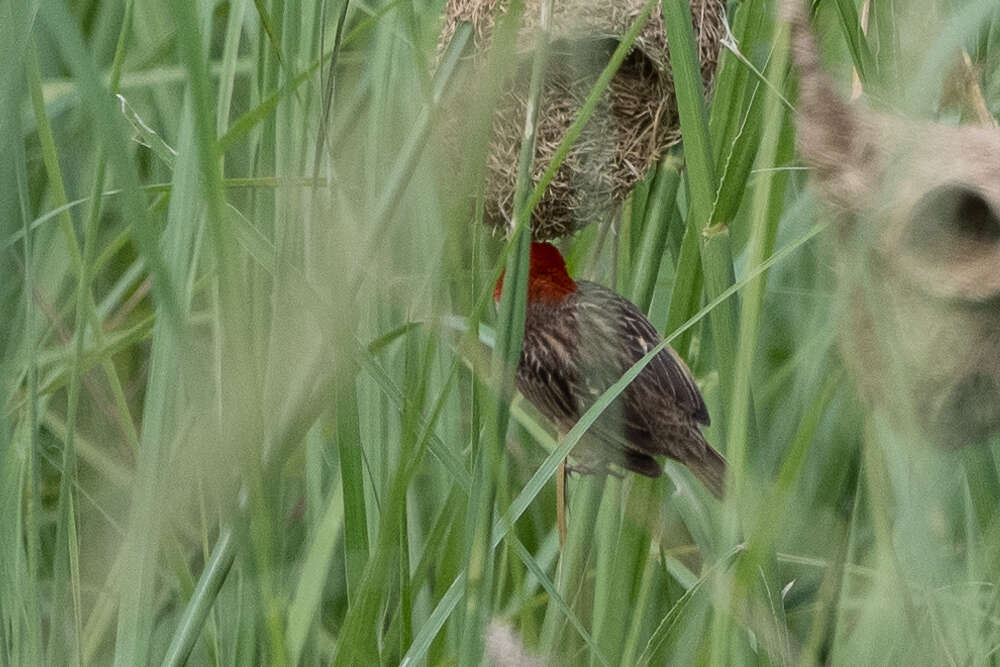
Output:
[493, 242, 577, 304]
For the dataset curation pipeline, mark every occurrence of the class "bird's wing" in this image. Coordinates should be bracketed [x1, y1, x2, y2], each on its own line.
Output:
[622, 312, 710, 425]
[575, 281, 710, 426]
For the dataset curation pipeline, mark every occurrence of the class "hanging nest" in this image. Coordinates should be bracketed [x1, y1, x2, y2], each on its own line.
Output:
[438, 0, 727, 241]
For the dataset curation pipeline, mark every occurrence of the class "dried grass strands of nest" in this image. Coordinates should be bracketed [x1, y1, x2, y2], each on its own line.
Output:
[439, 0, 727, 241]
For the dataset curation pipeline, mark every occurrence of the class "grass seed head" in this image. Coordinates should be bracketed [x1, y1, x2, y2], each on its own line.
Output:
[786, 0, 1000, 447]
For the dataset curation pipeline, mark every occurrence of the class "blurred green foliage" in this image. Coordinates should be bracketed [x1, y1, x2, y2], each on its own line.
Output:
[1, 0, 999, 664]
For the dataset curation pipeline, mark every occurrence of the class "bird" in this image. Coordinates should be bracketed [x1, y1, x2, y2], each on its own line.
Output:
[494, 241, 727, 499]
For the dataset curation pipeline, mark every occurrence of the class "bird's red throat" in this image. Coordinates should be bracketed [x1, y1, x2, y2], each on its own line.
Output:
[493, 242, 577, 304]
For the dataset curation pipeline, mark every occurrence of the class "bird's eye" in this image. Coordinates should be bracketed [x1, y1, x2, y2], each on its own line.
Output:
[906, 185, 1000, 254]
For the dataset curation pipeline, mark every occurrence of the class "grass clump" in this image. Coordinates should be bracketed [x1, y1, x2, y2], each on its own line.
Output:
[1, 0, 999, 665]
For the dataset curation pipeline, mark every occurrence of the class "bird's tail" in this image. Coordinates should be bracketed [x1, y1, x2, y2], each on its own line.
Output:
[688, 440, 728, 500]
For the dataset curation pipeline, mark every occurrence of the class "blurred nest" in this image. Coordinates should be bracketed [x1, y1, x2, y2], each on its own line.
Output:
[439, 0, 726, 240]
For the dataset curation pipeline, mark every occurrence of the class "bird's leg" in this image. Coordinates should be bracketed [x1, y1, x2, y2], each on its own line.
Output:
[555, 428, 568, 548]
[557, 458, 568, 548]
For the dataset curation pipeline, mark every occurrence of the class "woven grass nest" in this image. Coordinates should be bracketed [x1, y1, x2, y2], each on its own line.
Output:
[439, 0, 726, 241]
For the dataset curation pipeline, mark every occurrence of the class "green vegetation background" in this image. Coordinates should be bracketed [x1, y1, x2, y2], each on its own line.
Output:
[2, 0, 999, 664]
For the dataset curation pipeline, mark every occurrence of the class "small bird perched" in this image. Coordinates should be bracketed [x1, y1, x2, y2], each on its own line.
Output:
[495, 242, 727, 498]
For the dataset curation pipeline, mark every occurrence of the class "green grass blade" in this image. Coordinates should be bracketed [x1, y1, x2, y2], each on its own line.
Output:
[11, 63, 44, 667]
[160, 528, 237, 667]
[663, 0, 747, 443]
[639, 544, 744, 665]
[286, 478, 344, 664]
[831, 0, 876, 87]
[335, 368, 369, 606]
[722, 13, 792, 510]
[629, 156, 683, 312]
[39, 0, 183, 327]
